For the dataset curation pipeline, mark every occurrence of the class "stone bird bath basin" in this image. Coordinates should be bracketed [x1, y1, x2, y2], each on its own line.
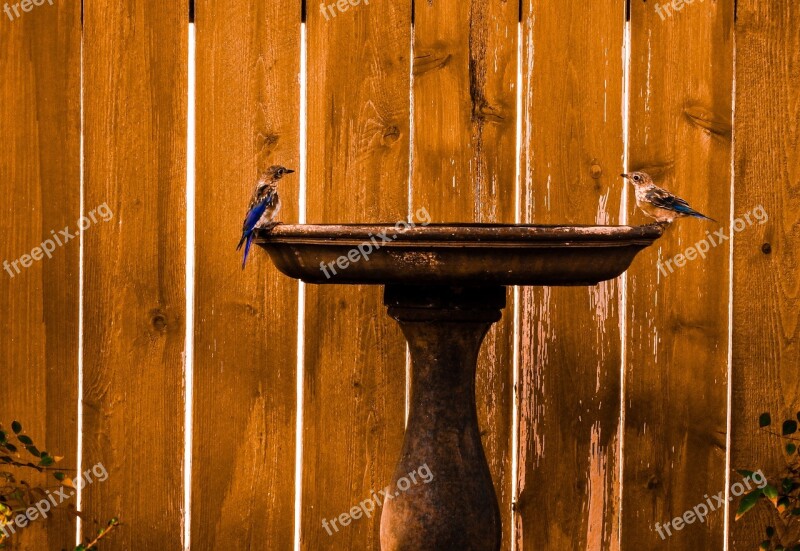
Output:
[256, 223, 663, 551]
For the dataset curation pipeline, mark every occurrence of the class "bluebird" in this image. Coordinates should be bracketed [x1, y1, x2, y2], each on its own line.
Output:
[621, 171, 715, 224]
[237, 165, 295, 269]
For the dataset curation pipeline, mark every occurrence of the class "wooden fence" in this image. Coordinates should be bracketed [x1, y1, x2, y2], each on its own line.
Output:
[1, 0, 798, 549]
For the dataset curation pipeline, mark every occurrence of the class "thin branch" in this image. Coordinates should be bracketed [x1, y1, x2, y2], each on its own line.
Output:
[81, 518, 120, 550]
[760, 428, 800, 443]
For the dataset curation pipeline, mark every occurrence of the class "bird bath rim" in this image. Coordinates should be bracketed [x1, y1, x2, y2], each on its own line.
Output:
[255, 222, 662, 246]
[255, 223, 663, 286]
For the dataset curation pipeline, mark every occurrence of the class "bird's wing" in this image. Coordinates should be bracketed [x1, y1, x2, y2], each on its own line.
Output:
[241, 199, 268, 233]
[645, 186, 694, 214]
[246, 188, 279, 227]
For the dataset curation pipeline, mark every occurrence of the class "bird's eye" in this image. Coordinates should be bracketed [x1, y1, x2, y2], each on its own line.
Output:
[633, 175, 641, 182]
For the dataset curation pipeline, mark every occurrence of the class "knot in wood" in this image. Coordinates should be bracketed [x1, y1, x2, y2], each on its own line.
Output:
[150, 309, 168, 332]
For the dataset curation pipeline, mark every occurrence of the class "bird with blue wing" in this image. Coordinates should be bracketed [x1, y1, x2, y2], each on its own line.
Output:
[621, 171, 715, 224]
[237, 165, 295, 269]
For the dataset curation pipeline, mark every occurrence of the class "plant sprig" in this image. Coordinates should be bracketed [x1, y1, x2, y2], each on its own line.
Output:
[0, 421, 67, 478]
[75, 518, 120, 551]
[736, 411, 800, 550]
[0, 421, 119, 550]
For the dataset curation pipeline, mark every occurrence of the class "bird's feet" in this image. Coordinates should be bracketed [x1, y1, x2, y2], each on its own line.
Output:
[262, 221, 284, 233]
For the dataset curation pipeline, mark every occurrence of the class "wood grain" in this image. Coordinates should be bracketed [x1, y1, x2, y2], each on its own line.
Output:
[730, 2, 800, 549]
[82, 2, 187, 548]
[2, 1, 796, 548]
[192, 1, 301, 549]
[0, 2, 81, 549]
[623, 0, 734, 548]
[516, 1, 626, 548]
[412, 1, 518, 548]
[303, 1, 411, 548]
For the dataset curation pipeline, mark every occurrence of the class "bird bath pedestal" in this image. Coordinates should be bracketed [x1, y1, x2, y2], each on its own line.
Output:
[257, 223, 662, 551]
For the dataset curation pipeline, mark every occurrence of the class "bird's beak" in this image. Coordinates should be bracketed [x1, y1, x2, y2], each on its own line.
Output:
[285, 169, 296, 174]
[620, 173, 629, 179]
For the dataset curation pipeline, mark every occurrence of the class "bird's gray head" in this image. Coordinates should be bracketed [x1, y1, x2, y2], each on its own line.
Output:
[259, 165, 296, 185]
[621, 171, 653, 187]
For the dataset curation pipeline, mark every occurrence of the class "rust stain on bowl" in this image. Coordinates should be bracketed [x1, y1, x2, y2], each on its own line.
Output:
[389, 250, 443, 267]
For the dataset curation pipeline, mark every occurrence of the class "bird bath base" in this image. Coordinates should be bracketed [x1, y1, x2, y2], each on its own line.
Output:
[381, 285, 504, 550]
[257, 223, 662, 550]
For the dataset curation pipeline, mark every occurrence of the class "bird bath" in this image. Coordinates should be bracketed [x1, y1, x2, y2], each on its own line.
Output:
[256, 223, 663, 551]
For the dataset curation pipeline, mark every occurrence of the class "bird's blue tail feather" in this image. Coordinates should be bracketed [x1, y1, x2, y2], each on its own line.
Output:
[242, 233, 254, 269]
[690, 211, 716, 222]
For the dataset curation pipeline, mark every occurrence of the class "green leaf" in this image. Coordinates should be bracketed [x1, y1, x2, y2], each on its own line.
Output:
[737, 469, 756, 479]
[778, 496, 791, 513]
[17, 435, 32, 446]
[766, 526, 775, 538]
[0, 432, 5, 444]
[53, 472, 66, 481]
[38, 455, 54, 467]
[760, 541, 771, 550]
[764, 485, 779, 505]
[736, 489, 763, 520]
[792, 508, 800, 516]
[783, 478, 794, 493]
[788, 443, 797, 455]
[10, 422, 21, 435]
[760, 413, 772, 428]
[75, 545, 86, 551]
[3, 444, 16, 454]
[782, 420, 798, 436]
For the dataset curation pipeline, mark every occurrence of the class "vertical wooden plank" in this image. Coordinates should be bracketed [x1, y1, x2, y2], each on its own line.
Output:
[303, 1, 411, 548]
[412, 1, 518, 549]
[83, 2, 187, 548]
[730, 2, 800, 549]
[516, 1, 626, 549]
[623, 0, 734, 548]
[0, 1, 80, 549]
[193, 1, 301, 549]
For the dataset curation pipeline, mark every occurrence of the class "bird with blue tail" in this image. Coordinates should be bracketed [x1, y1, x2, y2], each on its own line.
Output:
[237, 165, 295, 269]
[621, 171, 716, 224]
